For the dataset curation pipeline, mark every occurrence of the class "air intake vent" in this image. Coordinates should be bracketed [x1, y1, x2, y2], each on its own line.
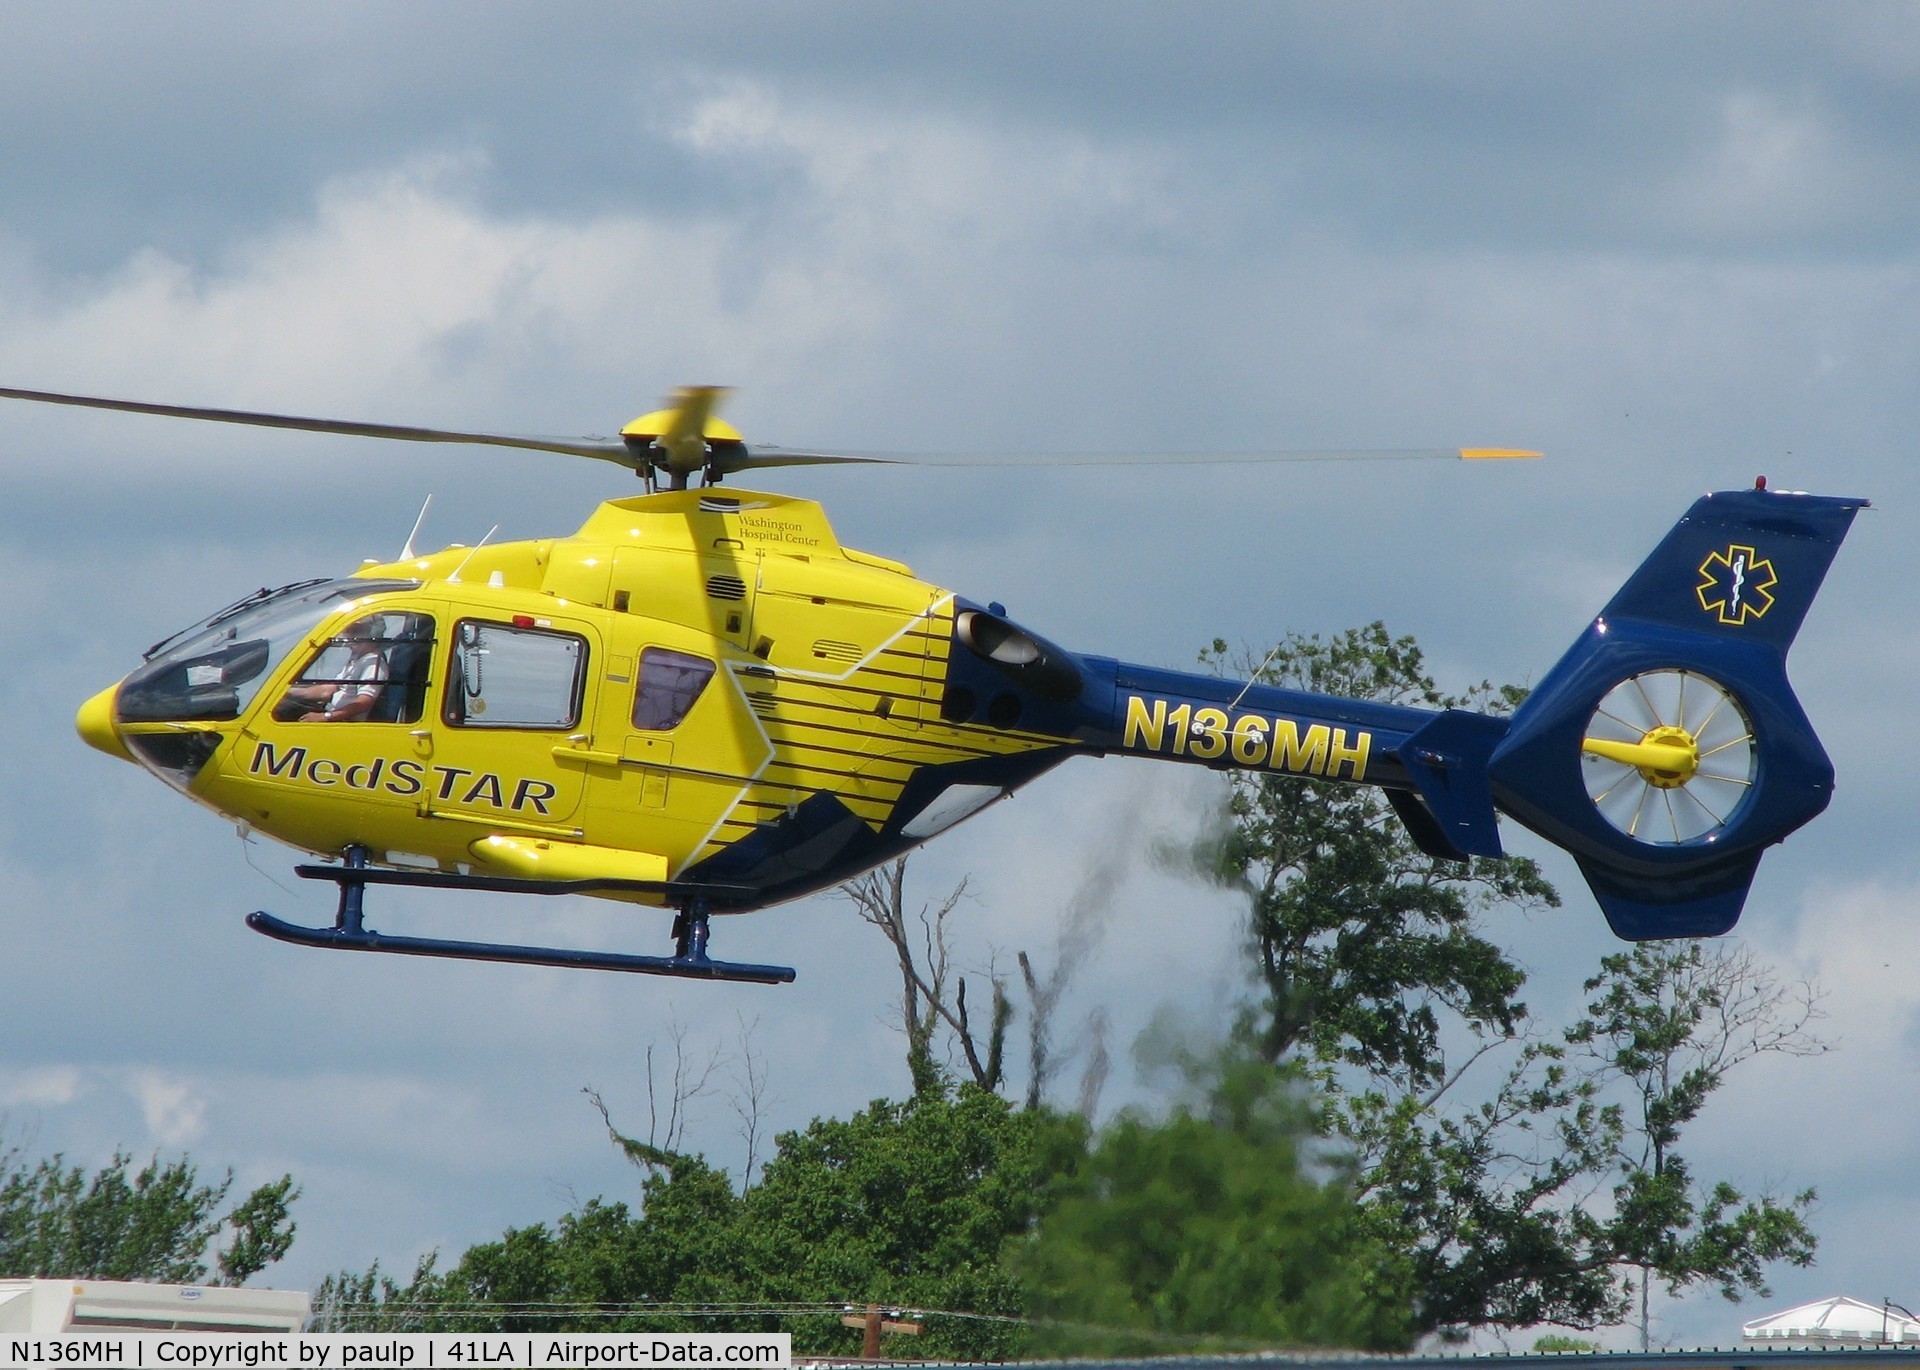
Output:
[812, 639, 863, 663]
[706, 574, 748, 601]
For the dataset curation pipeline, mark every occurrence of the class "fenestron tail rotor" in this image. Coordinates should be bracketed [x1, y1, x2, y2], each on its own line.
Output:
[1581, 669, 1756, 845]
[0, 383, 1541, 486]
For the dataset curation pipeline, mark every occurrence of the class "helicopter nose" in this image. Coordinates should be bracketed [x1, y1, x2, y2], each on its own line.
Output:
[76, 685, 134, 762]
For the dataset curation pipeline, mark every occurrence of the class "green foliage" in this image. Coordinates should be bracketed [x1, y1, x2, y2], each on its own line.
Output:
[0, 1148, 299, 1285]
[1197, 623, 1557, 1086]
[317, 1085, 1072, 1358]
[737, 1084, 1077, 1354]
[1324, 939, 1820, 1338]
[1335, 1039, 1626, 1332]
[216, 1174, 300, 1285]
[1534, 1334, 1604, 1352]
[1567, 943, 1819, 1312]
[1016, 1042, 1414, 1354]
[323, 1058, 1408, 1356]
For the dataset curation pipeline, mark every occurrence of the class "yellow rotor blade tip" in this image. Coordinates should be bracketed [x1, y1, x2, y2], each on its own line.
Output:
[1458, 448, 1544, 460]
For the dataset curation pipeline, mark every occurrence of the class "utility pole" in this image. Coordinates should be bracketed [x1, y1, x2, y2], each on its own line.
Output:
[840, 1304, 925, 1359]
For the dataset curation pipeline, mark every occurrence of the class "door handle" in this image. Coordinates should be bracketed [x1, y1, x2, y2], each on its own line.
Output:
[553, 744, 621, 766]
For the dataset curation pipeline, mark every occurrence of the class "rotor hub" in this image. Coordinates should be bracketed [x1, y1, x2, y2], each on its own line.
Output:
[1580, 669, 1754, 845]
[1580, 724, 1700, 789]
[1634, 725, 1699, 788]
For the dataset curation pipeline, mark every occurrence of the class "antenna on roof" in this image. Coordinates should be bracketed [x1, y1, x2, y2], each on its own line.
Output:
[400, 494, 434, 561]
[448, 525, 499, 583]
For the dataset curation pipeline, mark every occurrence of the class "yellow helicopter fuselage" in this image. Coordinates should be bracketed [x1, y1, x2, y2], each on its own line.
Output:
[84, 490, 1073, 911]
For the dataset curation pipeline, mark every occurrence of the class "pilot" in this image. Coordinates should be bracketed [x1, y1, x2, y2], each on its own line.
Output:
[281, 616, 390, 722]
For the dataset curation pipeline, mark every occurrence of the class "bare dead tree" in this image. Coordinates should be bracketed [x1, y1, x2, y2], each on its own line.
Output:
[729, 1012, 774, 1196]
[1016, 820, 1135, 1109]
[844, 857, 1009, 1093]
[583, 1020, 727, 1177]
[1017, 950, 1055, 1109]
[649, 1019, 725, 1153]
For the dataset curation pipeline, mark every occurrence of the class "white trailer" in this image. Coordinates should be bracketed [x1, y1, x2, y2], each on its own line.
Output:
[0, 1280, 308, 1334]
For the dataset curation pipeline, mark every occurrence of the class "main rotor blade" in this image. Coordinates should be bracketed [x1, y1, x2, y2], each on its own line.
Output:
[0, 384, 1543, 476]
[741, 444, 1542, 468]
[0, 386, 637, 468]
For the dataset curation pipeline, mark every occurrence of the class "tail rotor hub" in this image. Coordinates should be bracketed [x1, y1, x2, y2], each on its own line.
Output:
[1581, 669, 1754, 845]
[1635, 725, 1700, 788]
[1582, 723, 1700, 789]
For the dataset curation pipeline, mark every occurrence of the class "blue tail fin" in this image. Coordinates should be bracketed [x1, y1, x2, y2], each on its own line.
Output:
[1488, 487, 1866, 939]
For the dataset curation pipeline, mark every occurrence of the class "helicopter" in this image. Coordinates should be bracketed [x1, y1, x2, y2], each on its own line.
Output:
[6, 383, 1864, 985]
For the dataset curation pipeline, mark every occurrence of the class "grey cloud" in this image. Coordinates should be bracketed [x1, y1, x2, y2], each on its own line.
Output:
[5, 3, 1920, 276]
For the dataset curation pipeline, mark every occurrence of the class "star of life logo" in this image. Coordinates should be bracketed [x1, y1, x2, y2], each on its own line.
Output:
[1696, 543, 1778, 626]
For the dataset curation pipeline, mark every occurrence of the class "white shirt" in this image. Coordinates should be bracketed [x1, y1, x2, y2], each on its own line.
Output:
[326, 650, 388, 714]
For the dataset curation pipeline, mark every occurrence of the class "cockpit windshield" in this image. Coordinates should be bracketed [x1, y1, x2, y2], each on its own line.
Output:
[116, 578, 420, 723]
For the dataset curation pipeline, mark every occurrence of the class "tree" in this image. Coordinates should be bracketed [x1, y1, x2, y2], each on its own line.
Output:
[736, 1085, 1078, 1357]
[1341, 942, 1823, 1340]
[317, 1083, 1076, 1359]
[1015, 1040, 1414, 1354]
[1192, 623, 1824, 1341]
[844, 860, 1010, 1096]
[0, 1148, 299, 1285]
[847, 856, 1112, 1113]
[1195, 624, 1556, 1086]
[1568, 941, 1824, 1348]
[214, 1175, 300, 1285]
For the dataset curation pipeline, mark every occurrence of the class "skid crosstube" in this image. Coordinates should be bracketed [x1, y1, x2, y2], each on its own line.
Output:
[244, 852, 794, 985]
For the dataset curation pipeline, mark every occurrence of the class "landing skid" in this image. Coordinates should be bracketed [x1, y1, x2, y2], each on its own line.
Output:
[245, 847, 795, 985]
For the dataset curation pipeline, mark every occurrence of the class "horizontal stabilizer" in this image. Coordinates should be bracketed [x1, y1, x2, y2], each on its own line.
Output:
[1395, 709, 1508, 859]
[1388, 790, 1471, 863]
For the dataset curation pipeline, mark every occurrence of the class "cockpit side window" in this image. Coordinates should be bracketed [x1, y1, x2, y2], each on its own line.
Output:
[277, 611, 436, 724]
[444, 620, 587, 729]
[116, 578, 420, 725]
[632, 647, 716, 731]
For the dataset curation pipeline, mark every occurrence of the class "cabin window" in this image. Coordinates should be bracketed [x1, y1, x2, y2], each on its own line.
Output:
[277, 611, 436, 724]
[445, 620, 586, 729]
[116, 578, 420, 725]
[632, 648, 715, 731]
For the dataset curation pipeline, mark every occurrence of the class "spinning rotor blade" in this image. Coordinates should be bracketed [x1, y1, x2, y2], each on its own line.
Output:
[0, 385, 640, 469]
[0, 384, 1541, 478]
[734, 444, 1541, 471]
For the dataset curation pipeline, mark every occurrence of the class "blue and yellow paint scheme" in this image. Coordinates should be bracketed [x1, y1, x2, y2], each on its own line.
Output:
[76, 482, 1865, 976]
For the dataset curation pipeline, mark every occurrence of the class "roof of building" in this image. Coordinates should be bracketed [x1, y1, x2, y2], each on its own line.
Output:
[1744, 1295, 1920, 1343]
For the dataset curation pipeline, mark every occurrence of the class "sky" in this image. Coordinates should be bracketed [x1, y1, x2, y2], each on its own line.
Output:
[2, 0, 1919, 1348]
